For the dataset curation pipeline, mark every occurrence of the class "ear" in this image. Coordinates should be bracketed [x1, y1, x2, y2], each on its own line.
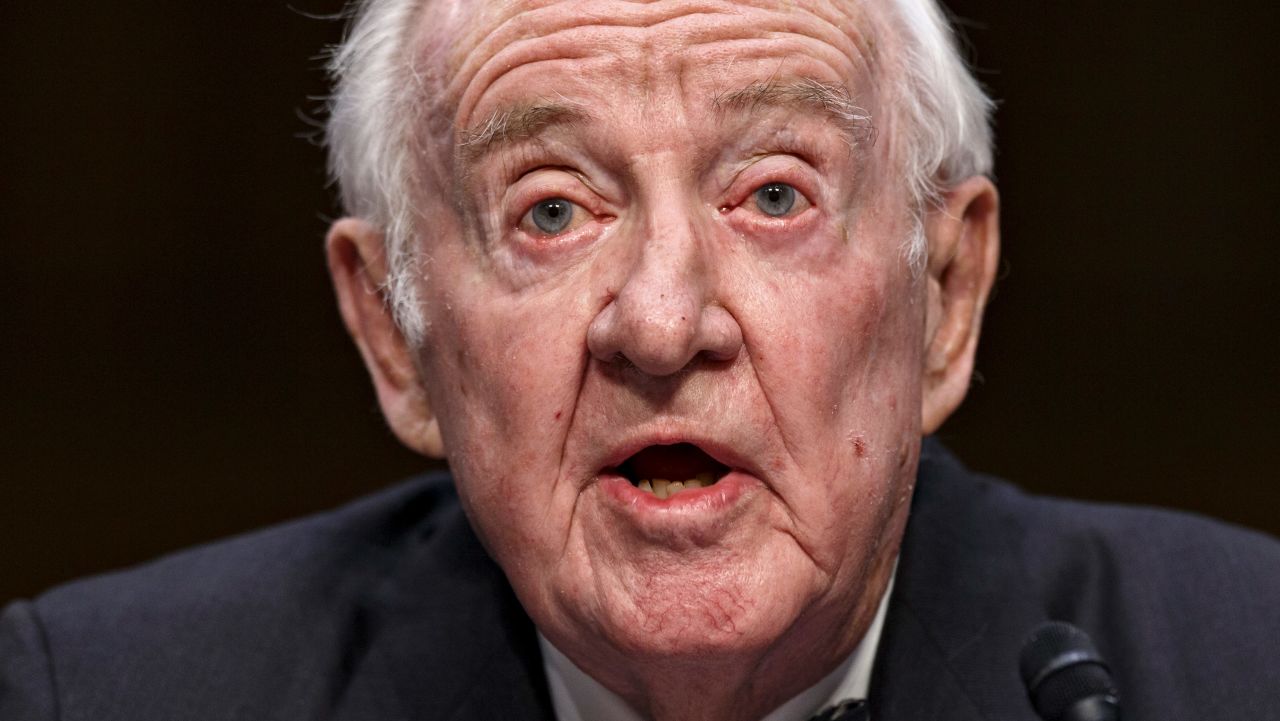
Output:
[920, 176, 1000, 434]
[326, 218, 445, 458]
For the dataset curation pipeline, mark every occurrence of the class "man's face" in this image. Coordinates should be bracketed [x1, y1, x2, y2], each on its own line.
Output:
[350, 0, 971, 708]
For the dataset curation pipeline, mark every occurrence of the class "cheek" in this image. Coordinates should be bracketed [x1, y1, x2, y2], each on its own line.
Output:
[747, 260, 920, 430]
[737, 239, 923, 556]
[416, 263, 602, 548]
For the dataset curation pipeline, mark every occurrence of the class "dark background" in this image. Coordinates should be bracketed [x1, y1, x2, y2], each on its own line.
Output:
[3, 1, 1276, 603]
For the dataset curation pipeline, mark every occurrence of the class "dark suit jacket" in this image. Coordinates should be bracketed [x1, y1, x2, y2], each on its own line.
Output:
[3, 441, 1278, 720]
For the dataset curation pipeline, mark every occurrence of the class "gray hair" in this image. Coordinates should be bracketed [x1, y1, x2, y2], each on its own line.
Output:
[325, 0, 994, 343]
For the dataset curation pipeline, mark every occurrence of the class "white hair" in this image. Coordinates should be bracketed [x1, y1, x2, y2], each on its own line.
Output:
[325, 0, 995, 342]
[882, 0, 995, 271]
[326, 0, 430, 342]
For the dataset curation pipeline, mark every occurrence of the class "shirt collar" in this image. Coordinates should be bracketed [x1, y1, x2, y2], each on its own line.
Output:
[539, 570, 896, 721]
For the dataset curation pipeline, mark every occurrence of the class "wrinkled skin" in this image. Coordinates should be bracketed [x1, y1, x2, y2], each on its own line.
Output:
[327, 1, 1000, 720]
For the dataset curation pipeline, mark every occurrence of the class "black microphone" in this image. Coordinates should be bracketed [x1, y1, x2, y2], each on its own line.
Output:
[1019, 621, 1121, 721]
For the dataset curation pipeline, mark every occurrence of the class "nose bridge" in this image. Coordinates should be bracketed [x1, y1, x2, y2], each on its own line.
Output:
[587, 178, 742, 376]
[626, 193, 706, 315]
[614, 192, 708, 362]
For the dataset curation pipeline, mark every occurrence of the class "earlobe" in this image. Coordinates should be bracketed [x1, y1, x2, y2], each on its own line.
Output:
[919, 176, 1001, 434]
[326, 218, 446, 459]
[422, 416, 445, 458]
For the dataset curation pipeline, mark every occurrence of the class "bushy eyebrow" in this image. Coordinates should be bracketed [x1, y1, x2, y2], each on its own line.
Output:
[455, 78, 872, 167]
[712, 78, 876, 146]
[457, 102, 592, 165]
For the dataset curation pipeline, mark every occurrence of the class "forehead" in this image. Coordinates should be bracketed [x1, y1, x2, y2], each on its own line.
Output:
[409, 0, 888, 131]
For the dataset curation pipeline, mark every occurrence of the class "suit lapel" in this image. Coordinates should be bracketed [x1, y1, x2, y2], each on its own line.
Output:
[869, 441, 1043, 721]
[869, 601, 986, 721]
[349, 506, 556, 721]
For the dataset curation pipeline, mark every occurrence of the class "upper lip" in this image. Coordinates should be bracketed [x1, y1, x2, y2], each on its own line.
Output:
[595, 424, 762, 479]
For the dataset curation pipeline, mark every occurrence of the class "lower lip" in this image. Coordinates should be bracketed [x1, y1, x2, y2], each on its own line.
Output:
[597, 470, 759, 521]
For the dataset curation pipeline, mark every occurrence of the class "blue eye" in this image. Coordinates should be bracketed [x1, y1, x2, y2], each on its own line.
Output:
[530, 198, 574, 234]
[753, 183, 797, 217]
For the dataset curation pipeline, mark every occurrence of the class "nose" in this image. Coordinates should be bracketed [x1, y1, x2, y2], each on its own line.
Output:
[586, 213, 743, 376]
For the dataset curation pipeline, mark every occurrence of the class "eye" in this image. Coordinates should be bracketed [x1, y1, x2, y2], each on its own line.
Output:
[753, 183, 798, 217]
[522, 197, 579, 235]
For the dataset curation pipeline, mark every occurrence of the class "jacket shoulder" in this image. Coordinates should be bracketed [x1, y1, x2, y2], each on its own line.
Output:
[899, 442, 1280, 718]
[930, 451, 1280, 619]
[916, 440, 1280, 603]
[2, 473, 463, 721]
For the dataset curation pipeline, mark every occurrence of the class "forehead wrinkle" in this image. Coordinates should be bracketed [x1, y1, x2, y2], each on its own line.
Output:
[712, 77, 876, 148]
[431, 0, 882, 126]
[408, 0, 895, 195]
[788, 0, 882, 72]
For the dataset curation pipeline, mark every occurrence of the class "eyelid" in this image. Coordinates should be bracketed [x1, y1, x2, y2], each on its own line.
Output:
[495, 143, 617, 203]
[724, 157, 820, 214]
[508, 168, 607, 224]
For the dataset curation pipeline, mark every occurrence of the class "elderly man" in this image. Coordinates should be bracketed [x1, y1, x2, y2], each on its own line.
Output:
[2, 0, 1277, 719]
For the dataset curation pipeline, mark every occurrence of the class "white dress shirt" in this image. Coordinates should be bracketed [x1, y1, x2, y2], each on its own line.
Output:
[539, 572, 895, 721]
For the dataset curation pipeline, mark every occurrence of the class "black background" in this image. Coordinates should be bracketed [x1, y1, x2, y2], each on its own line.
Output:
[3, 1, 1277, 603]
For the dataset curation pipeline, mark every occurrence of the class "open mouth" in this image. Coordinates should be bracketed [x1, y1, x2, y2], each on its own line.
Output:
[611, 443, 731, 500]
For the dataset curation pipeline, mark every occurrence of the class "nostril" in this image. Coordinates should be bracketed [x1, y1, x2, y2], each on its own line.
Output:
[586, 299, 623, 363]
[588, 303, 704, 377]
[587, 264, 740, 376]
[699, 304, 744, 363]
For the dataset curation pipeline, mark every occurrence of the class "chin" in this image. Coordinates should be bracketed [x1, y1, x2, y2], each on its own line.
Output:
[556, 542, 826, 668]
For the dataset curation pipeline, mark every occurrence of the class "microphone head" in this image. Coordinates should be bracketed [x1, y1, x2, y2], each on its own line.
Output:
[1019, 621, 1120, 721]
